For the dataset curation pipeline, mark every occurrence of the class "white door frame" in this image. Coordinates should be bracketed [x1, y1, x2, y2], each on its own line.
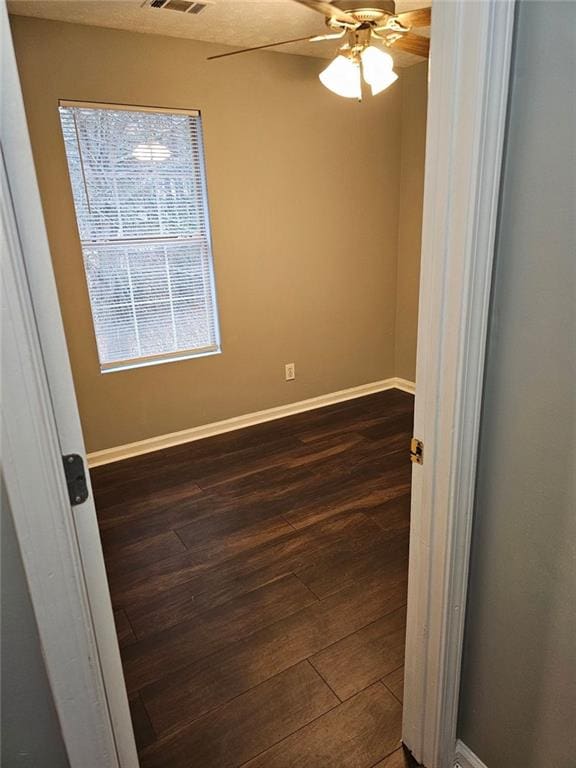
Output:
[1, 1, 515, 766]
[402, 1, 516, 767]
[1, 4, 138, 767]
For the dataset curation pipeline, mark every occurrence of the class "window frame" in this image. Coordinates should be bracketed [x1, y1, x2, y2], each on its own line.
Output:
[59, 99, 222, 374]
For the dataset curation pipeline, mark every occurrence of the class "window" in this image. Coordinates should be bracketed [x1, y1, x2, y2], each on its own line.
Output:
[59, 102, 220, 372]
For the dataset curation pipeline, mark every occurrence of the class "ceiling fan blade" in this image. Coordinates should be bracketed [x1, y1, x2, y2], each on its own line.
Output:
[206, 35, 319, 60]
[291, 0, 357, 26]
[395, 7, 431, 28]
[310, 31, 347, 42]
[388, 31, 430, 58]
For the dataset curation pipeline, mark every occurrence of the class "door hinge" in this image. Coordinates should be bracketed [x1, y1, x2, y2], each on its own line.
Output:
[62, 454, 89, 506]
[410, 437, 424, 465]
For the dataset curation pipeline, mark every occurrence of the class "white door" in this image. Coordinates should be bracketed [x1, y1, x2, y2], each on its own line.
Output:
[1, 5, 138, 766]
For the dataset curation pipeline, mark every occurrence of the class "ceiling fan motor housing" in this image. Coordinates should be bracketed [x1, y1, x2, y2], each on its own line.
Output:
[328, 2, 396, 30]
[334, 1, 395, 16]
[333, 0, 396, 11]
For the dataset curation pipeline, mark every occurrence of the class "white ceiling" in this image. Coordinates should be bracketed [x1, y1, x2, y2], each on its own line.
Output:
[7, 0, 430, 68]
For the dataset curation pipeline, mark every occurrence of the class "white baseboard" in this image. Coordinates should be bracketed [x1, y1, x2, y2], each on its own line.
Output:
[392, 377, 416, 395]
[87, 377, 415, 468]
[454, 740, 488, 768]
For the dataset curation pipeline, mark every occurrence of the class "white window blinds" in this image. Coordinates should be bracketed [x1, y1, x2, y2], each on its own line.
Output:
[59, 102, 220, 371]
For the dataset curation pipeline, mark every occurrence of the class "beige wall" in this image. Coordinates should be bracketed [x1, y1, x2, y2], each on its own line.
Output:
[396, 62, 427, 382]
[10, 16, 425, 452]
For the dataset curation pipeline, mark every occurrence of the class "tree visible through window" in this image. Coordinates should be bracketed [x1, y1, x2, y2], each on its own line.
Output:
[59, 102, 220, 371]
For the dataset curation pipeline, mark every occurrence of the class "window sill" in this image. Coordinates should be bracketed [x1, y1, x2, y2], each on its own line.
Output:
[100, 347, 221, 374]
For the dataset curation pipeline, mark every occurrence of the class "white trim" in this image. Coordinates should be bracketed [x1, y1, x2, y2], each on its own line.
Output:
[100, 345, 221, 374]
[1, 144, 119, 766]
[1, 6, 138, 766]
[391, 377, 416, 395]
[454, 740, 489, 768]
[87, 378, 414, 467]
[402, 2, 516, 767]
[59, 98, 200, 116]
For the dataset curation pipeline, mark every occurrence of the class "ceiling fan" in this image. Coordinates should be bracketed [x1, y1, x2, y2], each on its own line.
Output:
[207, 1, 431, 100]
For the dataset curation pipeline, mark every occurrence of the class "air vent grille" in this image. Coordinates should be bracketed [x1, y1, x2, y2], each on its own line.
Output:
[144, 0, 211, 14]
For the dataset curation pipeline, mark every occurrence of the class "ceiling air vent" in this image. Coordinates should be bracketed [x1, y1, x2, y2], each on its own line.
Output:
[144, 0, 211, 14]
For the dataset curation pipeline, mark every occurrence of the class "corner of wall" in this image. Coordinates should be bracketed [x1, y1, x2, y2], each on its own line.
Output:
[394, 62, 428, 384]
[393, 72, 406, 380]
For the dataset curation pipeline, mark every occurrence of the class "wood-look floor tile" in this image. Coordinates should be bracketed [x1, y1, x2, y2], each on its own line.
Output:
[295, 530, 409, 599]
[140, 662, 337, 768]
[310, 606, 406, 700]
[111, 508, 386, 610]
[283, 460, 411, 530]
[189, 430, 364, 490]
[285, 433, 366, 468]
[124, 565, 290, 639]
[365, 494, 411, 536]
[124, 510, 383, 635]
[129, 569, 317, 646]
[98, 491, 206, 543]
[298, 401, 413, 445]
[141, 572, 407, 736]
[123, 573, 318, 690]
[371, 745, 420, 767]
[128, 695, 156, 751]
[103, 531, 187, 577]
[93, 390, 415, 762]
[93, 471, 202, 512]
[204, 463, 317, 501]
[382, 665, 405, 703]
[359, 411, 414, 441]
[166, 412, 332, 459]
[107, 517, 300, 607]
[193, 432, 366, 494]
[348, 452, 412, 486]
[176, 514, 294, 562]
[244, 683, 402, 768]
[123, 575, 317, 691]
[173, 500, 276, 546]
[186, 436, 302, 490]
[114, 609, 136, 649]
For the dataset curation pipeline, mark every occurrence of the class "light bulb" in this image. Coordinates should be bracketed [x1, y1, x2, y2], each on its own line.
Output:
[319, 55, 362, 100]
[361, 46, 398, 96]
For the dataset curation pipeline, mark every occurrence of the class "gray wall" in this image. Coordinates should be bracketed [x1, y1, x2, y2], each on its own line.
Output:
[458, 2, 576, 766]
[1, 478, 70, 768]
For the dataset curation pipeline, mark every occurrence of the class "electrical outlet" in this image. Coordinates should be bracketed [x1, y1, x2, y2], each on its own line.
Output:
[285, 363, 295, 381]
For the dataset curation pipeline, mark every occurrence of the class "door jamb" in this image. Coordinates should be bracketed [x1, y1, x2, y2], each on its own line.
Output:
[1, 122, 122, 768]
[1, 3, 138, 766]
[402, 1, 516, 766]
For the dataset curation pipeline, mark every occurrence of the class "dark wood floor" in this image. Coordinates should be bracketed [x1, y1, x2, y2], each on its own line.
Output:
[91, 389, 417, 768]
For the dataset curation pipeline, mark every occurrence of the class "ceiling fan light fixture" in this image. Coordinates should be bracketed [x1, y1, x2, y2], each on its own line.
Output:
[319, 55, 362, 99]
[360, 45, 398, 95]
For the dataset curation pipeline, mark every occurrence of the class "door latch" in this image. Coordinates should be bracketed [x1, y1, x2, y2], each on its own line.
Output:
[410, 437, 424, 465]
[62, 454, 89, 505]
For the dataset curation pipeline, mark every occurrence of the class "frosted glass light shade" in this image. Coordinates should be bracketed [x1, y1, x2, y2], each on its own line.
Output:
[360, 46, 398, 95]
[319, 47, 398, 100]
[319, 55, 361, 99]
